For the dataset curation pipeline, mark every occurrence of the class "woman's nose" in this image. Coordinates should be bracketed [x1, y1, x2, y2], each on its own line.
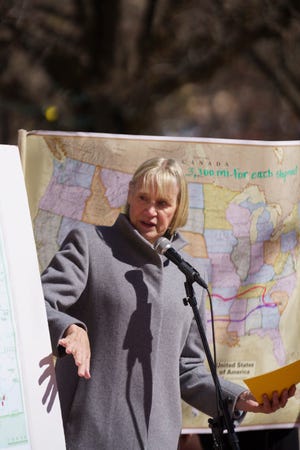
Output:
[145, 203, 157, 215]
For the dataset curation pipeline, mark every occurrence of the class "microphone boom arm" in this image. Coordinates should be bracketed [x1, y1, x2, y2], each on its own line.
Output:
[175, 258, 208, 289]
[153, 237, 207, 289]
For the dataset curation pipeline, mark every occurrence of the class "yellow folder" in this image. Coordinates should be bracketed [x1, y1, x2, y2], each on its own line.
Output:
[244, 360, 300, 402]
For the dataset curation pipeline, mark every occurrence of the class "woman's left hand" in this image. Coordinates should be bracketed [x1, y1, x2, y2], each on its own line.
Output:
[236, 384, 296, 414]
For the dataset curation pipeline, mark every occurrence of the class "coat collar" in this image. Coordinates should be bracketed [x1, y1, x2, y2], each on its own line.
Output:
[114, 213, 188, 254]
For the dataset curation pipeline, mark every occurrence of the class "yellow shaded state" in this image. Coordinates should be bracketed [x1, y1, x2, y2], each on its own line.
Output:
[272, 251, 291, 275]
[83, 166, 120, 226]
[213, 319, 240, 347]
[282, 203, 300, 234]
[181, 230, 208, 258]
[203, 184, 236, 230]
[270, 291, 289, 314]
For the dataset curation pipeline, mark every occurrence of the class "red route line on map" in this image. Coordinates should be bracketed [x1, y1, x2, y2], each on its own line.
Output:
[211, 284, 277, 323]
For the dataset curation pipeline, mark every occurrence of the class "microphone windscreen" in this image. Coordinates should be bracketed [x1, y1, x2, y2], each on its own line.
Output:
[153, 237, 171, 255]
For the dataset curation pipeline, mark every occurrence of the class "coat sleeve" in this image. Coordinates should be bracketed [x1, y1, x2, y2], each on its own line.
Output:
[179, 288, 245, 419]
[41, 227, 89, 357]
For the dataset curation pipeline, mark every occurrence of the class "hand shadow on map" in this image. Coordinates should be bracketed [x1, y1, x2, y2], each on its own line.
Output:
[38, 354, 58, 413]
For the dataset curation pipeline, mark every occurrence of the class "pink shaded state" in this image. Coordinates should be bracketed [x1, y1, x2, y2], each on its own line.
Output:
[210, 253, 240, 288]
[228, 298, 247, 336]
[271, 273, 297, 296]
[101, 169, 132, 208]
[40, 178, 90, 220]
[251, 328, 285, 365]
[226, 203, 251, 237]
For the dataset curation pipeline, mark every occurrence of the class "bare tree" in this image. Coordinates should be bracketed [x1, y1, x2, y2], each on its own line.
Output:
[1, 0, 300, 143]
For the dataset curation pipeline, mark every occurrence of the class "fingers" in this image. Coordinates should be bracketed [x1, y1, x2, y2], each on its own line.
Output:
[238, 384, 296, 415]
[261, 392, 279, 413]
[288, 384, 297, 398]
[260, 385, 296, 413]
[278, 389, 289, 408]
[277, 385, 296, 407]
[260, 395, 272, 413]
[59, 324, 91, 379]
[75, 349, 91, 379]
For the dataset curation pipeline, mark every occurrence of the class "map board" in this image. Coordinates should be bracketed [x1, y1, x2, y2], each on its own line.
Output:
[0, 145, 65, 449]
[18, 130, 300, 431]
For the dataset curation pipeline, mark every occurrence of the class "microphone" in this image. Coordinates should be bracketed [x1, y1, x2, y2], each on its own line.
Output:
[153, 237, 208, 289]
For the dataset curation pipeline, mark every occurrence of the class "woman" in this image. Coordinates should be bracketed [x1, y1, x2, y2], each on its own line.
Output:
[42, 157, 294, 450]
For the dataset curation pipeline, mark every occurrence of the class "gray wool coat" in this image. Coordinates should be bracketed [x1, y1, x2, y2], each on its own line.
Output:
[42, 213, 245, 450]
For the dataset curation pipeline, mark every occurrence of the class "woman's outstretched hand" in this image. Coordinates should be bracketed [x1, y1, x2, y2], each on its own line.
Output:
[59, 324, 91, 379]
[236, 384, 296, 414]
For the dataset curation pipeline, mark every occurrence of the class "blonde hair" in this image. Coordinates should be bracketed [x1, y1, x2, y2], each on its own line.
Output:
[125, 157, 189, 236]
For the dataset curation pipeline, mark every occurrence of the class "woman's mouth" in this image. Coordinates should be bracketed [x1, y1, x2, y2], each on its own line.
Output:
[140, 221, 156, 229]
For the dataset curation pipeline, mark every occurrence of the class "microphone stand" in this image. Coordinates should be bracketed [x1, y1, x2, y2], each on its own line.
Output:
[183, 277, 241, 450]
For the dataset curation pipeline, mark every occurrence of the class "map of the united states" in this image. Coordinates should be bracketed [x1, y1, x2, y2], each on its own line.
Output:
[21, 131, 300, 429]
